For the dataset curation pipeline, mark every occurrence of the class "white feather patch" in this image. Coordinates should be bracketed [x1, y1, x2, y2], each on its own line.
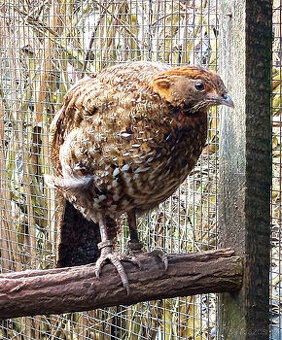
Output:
[44, 174, 95, 192]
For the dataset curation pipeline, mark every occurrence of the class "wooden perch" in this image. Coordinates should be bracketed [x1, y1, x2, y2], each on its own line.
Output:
[0, 248, 242, 320]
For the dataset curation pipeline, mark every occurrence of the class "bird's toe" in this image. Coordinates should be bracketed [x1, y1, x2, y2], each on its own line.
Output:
[94, 245, 130, 294]
[94, 254, 108, 278]
[150, 249, 168, 270]
[126, 241, 144, 269]
[107, 253, 130, 295]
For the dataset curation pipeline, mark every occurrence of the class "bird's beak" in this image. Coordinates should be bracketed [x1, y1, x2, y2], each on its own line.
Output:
[221, 93, 234, 108]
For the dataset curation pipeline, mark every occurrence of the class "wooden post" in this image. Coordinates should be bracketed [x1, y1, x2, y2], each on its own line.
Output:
[219, 0, 272, 339]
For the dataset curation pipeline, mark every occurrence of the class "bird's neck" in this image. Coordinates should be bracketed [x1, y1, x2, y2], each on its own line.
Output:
[170, 107, 208, 136]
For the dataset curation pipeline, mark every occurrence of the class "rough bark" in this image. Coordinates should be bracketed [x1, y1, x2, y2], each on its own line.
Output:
[0, 248, 242, 320]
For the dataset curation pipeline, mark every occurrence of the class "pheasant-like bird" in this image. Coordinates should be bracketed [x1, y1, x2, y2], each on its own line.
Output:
[48, 61, 233, 293]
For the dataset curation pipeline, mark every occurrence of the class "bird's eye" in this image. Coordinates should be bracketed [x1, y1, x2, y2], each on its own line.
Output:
[195, 82, 205, 91]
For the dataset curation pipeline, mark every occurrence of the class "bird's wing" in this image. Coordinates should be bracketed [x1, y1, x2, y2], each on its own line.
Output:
[50, 76, 101, 175]
[49, 76, 106, 266]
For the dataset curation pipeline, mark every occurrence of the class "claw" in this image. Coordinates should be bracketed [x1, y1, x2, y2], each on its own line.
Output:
[150, 249, 168, 270]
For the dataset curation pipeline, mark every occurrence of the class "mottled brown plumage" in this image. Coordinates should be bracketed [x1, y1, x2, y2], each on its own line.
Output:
[47, 61, 233, 292]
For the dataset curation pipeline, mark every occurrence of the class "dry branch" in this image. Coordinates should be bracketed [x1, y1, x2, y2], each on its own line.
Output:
[0, 248, 242, 320]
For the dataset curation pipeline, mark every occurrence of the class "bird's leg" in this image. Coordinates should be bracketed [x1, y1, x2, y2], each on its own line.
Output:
[127, 210, 168, 270]
[127, 210, 144, 254]
[95, 217, 130, 294]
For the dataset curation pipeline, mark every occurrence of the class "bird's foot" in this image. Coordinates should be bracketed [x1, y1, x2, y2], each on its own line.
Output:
[95, 240, 140, 294]
[127, 241, 143, 254]
[150, 248, 168, 270]
[125, 241, 144, 269]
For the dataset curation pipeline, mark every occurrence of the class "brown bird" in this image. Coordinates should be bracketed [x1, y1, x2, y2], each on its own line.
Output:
[47, 61, 234, 293]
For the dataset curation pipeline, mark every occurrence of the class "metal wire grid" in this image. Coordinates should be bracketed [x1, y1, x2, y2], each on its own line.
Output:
[0, 0, 219, 339]
[271, 2, 282, 339]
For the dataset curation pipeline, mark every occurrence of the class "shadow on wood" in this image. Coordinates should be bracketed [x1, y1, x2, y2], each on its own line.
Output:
[0, 248, 242, 320]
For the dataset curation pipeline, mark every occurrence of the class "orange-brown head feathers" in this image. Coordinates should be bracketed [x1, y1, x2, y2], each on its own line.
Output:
[152, 65, 234, 112]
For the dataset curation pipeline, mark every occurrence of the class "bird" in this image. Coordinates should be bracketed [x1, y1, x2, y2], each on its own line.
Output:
[46, 61, 234, 293]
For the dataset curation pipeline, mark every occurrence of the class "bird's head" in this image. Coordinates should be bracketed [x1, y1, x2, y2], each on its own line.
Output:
[152, 66, 234, 113]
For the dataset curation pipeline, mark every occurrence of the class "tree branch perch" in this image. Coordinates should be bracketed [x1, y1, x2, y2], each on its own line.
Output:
[0, 248, 242, 320]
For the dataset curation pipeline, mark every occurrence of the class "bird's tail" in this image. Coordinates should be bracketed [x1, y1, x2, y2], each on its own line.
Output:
[56, 199, 118, 267]
[56, 199, 101, 267]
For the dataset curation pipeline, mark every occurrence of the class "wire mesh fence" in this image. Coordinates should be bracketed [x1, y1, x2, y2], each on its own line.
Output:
[271, 2, 282, 339]
[0, 1, 219, 338]
[0, 0, 278, 339]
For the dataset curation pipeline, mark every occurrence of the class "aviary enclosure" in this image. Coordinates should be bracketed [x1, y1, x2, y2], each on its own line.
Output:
[0, 0, 278, 339]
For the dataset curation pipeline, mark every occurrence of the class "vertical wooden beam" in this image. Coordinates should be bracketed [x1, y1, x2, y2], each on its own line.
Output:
[218, 0, 272, 339]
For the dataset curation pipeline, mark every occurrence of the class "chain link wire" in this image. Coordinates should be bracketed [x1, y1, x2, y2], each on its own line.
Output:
[0, 1, 225, 339]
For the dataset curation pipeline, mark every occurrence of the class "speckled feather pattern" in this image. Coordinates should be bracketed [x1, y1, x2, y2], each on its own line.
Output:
[49, 61, 225, 223]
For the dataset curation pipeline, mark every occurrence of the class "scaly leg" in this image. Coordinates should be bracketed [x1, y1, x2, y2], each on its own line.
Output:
[127, 210, 168, 270]
[127, 210, 143, 254]
[95, 217, 130, 294]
